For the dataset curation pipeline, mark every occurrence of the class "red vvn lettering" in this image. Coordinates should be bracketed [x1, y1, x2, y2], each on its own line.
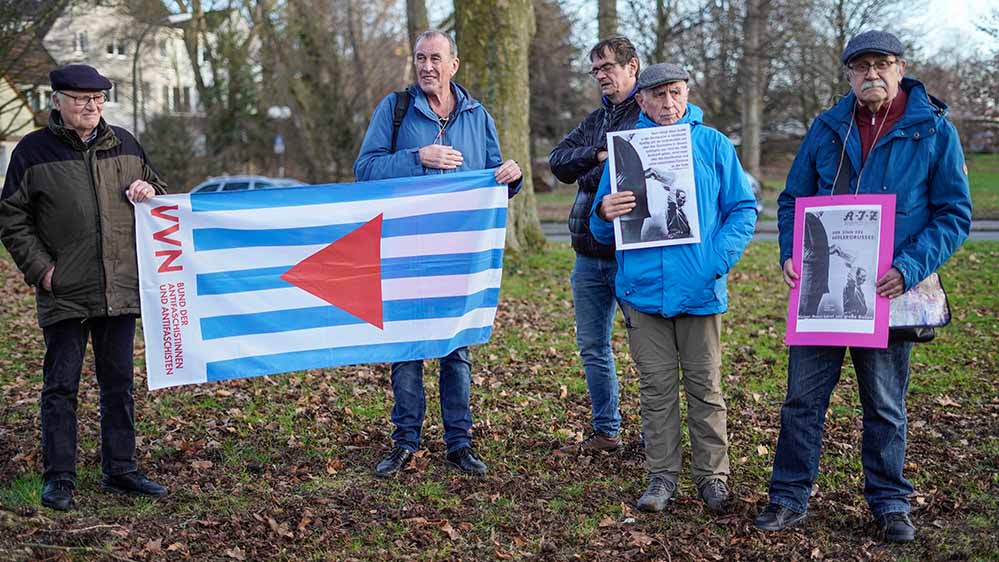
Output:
[151, 205, 182, 247]
[155, 250, 183, 273]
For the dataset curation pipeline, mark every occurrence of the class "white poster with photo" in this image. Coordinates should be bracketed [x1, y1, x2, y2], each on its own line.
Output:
[607, 125, 700, 250]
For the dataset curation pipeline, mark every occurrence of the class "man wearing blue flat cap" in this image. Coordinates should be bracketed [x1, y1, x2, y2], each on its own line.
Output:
[0, 64, 169, 511]
[755, 30, 972, 542]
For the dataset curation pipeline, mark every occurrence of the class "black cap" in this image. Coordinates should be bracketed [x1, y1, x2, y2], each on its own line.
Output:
[636, 63, 689, 91]
[841, 30, 904, 65]
[49, 64, 112, 92]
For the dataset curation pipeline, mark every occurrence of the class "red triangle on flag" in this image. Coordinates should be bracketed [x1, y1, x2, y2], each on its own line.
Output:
[280, 214, 384, 329]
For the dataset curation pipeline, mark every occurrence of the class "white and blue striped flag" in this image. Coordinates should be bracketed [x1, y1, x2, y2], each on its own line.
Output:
[135, 169, 507, 390]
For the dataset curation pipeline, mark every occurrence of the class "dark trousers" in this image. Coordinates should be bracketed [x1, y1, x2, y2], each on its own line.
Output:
[41, 316, 138, 483]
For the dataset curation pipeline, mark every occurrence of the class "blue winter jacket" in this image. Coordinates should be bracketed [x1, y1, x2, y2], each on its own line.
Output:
[354, 83, 522, 197]
[777, 78, 972, 291]
[589, 105, 758, 317]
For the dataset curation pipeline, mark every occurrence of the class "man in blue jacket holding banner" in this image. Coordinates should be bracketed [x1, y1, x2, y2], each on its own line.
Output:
[354, 29, 521, 477]
[755, 30, 971, 542]
[591, 63, 757, 514]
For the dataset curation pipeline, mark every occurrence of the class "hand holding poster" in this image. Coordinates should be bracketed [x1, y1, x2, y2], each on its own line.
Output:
[135, 170, 507, 390]
[607, 125, 701, 249]
[785, 194, 896, 348]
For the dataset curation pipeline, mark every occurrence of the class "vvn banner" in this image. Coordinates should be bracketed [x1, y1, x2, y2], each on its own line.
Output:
[134, 170, 508, 390]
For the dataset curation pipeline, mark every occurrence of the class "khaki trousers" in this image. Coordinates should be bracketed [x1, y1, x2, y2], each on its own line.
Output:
[623, 306, 729, 485]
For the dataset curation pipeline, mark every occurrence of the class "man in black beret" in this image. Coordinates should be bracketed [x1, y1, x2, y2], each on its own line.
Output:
[0, 64, 169, 511]
[755, 29, 972, 543]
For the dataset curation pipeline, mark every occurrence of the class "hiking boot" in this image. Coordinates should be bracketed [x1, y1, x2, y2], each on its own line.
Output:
[374, 447, 412, 478]
[754, 503, 807, 531]
[41, 480, 75, 511]
[636, 475, 676, 513]
[878, 512, 916, 543]
[445, 447, 488, 476]
[555, 433, 621, 455]
[101, 471, 167, 498]
[698, 478, 730, 514]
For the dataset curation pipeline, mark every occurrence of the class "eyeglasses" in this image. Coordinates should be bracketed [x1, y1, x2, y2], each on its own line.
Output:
[58, 91, 107, 107]
[847, 59, 897, 75]
[588, 62, 620, 78]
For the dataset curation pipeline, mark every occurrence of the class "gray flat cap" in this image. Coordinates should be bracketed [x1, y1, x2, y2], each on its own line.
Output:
[841, 30, 904, 65]
[636, 63, 689, 91]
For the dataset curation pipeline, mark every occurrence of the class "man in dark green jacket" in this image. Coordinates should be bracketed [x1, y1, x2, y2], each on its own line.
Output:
[0, 64, 168, 511]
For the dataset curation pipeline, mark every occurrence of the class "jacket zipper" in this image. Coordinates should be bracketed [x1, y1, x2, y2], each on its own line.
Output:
[85, 146, 110, 314]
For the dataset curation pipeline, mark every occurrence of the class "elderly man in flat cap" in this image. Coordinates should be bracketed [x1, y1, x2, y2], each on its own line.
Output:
[0, 64, 169, 511]
[755, 30, 971, 542]
[591, 63, 757, 514]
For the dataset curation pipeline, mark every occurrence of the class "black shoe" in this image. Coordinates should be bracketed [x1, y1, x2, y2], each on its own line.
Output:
[445, 447, 487, 476]
[878, 512, 916, 543]
[754, 503, 807, 531]
[374, 447, 412, 478]
[101, 471, 167, 498]
[698, 478, 731, 514]
[41, 480, 75, 511]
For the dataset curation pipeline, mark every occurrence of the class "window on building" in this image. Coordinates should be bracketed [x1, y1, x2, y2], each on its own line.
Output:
[106, 37, 128, 56]
[162, 85, 170, 112]
[159, 38, 168, 57]
[73, 31, 89, 52]
[171, 86, 192, 113]
[109, 82, 119, 104]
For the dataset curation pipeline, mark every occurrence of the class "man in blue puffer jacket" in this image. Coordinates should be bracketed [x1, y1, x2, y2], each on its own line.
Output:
[754, 30, 972, 543]
[354, 30, 522, 479]
[590, 63, 758, 514]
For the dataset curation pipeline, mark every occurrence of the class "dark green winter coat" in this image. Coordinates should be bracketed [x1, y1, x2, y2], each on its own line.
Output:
[0, 112, 168, 327]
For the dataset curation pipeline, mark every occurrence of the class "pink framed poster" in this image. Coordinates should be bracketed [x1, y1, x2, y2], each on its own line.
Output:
[785, 194, 896, 348]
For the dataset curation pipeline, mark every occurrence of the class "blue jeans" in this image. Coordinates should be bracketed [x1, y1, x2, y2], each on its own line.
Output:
[768, 342, 914, 516]
[390, 347, 472, 454]
[571, 254, 620, 437]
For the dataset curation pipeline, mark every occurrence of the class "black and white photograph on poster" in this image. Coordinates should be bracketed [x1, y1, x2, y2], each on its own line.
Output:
[607, 125, 700, 250]
[797, 205, 881, 333]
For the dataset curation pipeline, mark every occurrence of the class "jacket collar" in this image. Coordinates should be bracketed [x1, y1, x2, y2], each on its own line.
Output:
[636, 103, 704, 129]
[408, 81, 481, 122]
[48, 110, 119, 151]
[601, 85, 638, 110]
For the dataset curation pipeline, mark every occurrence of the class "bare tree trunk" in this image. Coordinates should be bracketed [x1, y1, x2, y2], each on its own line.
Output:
[598, 0, 617, 39]
[740, 0, 768, 178]
[406, 0, 428, 51]
[455, 0, 543, 253]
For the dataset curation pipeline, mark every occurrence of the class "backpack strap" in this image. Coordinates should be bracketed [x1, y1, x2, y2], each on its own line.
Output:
[390, 89, 412, 153]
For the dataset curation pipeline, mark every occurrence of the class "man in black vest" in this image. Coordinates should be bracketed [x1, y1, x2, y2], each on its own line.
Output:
[549, 36, 641, 454]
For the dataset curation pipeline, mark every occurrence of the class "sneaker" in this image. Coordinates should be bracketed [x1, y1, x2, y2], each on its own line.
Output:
[555, 433, 621, 455]
[636, 476, 676, 513]
[878, 512, 916, 543]
[374, 447, 412, 478]
[445, 447, 488, 476]
[698, 478, 730, 514]
[754, 503, 807, 531]
[100, 471, 167, 498]
[41, 480, 75, 511]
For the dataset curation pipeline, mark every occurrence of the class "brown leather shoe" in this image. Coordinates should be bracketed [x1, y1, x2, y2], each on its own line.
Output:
[555, 433, 621, 455]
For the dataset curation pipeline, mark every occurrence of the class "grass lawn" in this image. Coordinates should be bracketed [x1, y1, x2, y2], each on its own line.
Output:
[1, 241, 997, 561]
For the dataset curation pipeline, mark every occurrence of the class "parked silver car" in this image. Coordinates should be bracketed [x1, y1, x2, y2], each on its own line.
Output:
[744, 171, 764, 214]
[189, 175, 305, 193]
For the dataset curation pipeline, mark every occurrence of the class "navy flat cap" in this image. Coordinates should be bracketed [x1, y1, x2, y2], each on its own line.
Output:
[636, 63, 689, 91]
[49, 64, 112, 91]
[841, 30, 904, 65]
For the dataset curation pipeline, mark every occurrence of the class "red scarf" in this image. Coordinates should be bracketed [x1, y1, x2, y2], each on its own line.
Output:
[855, 88, 908, 167]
